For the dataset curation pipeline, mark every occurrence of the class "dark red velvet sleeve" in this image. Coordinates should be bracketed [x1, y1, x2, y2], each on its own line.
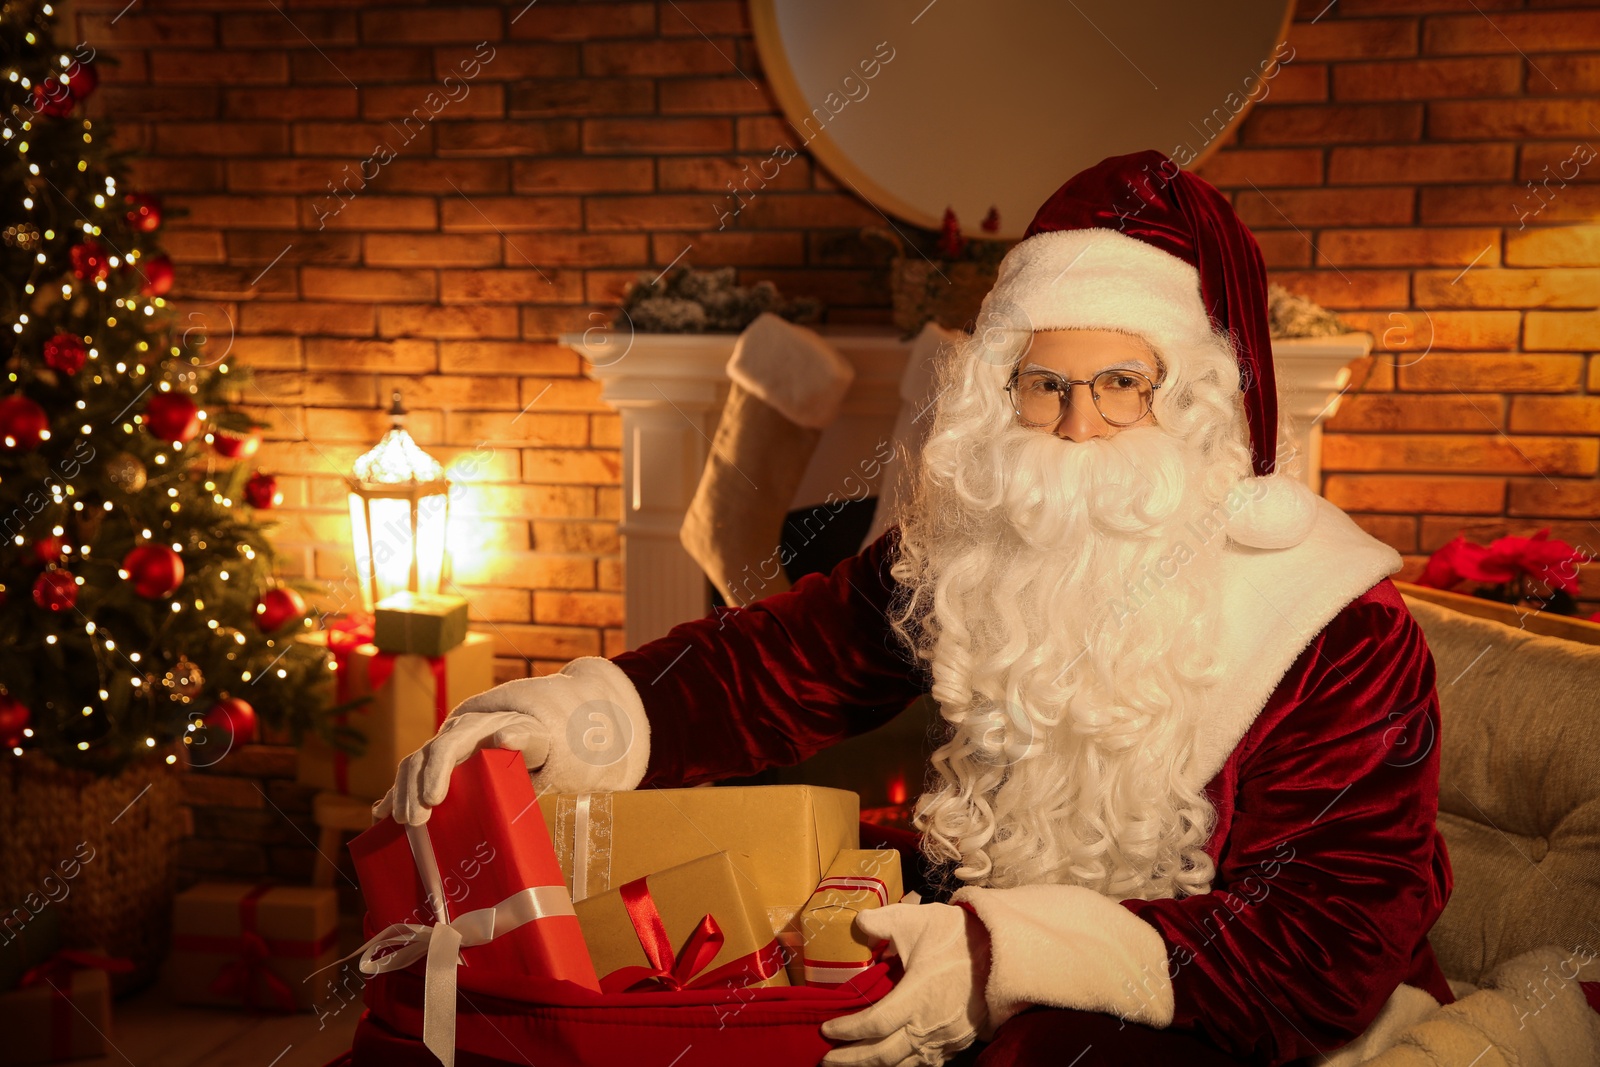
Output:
[1120, 580, 1451, 1066]
[608, 525, 931, 789]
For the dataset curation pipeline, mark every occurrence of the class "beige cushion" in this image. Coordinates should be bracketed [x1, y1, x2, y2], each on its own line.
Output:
[1401, 595, 1600, 986]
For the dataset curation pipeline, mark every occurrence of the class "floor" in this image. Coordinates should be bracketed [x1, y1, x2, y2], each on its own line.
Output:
[75, 986, 361, 1067]
[74, 921, 366, 1067]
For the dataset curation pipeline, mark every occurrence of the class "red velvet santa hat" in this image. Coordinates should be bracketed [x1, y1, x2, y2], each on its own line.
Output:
[982, 148, 1318, 549]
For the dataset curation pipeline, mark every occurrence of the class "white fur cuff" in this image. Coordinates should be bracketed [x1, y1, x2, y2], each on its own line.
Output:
[540, 656, 652, 792]
[727, 312, 855, 429]
[950, 883, 1175, 1038]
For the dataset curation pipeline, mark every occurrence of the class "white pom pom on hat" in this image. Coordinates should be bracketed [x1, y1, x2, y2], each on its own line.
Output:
[1223, 473, 1320, 550]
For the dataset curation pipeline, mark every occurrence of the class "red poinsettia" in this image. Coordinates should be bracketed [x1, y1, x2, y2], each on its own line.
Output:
[1416, 528, 1588, 598]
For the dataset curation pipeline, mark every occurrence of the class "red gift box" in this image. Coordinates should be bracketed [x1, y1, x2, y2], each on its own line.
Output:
[346, 748, 600, 1067]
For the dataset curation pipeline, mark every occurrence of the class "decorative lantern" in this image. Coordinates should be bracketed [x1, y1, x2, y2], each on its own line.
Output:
[347, 391, 451, 612]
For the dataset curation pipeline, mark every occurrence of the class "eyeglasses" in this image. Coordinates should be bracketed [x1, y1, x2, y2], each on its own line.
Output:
[1004, 366, 1162, 429]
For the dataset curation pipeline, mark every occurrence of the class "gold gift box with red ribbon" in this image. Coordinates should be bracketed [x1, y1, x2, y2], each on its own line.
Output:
[798, 849, 904, 986]
[538, 785, 859, 985]
[168, 883, 340, 1012]
[575, 850, 789, 993]
[296, 627, 494, 801]
[0, 950, 128, 1066]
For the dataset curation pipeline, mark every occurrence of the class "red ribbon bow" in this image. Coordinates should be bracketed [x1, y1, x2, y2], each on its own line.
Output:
[326, 615, 449, 792]
[597, 876, 783, 993]
[208, 928, 298, 1013]
[191, 884, 298, 1014]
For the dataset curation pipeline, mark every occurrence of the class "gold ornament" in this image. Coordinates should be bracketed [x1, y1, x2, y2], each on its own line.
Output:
[161, 656, 205, 703]
[105, 452, 147, 492]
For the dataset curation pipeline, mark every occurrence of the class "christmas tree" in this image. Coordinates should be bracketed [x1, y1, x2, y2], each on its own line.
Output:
[0, 1, 328, 774]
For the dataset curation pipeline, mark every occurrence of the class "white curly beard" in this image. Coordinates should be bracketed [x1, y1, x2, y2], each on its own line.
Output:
[889, 329, 1256, 900]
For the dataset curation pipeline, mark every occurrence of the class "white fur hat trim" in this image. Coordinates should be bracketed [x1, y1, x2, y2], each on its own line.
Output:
[979, 228, 1213, 357]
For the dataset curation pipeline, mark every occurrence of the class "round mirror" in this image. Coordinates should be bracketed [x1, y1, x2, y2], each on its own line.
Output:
[750, 0, 1297, 239]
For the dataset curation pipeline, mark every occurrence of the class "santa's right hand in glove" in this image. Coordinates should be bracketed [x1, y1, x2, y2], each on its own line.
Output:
[374, 656, 651, 825]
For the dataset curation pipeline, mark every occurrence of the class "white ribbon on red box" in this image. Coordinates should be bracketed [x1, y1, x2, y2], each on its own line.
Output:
[314, 823, 577, 1067]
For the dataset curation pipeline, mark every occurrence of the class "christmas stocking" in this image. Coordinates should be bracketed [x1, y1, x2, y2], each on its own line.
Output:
[681, 312, 855, 606]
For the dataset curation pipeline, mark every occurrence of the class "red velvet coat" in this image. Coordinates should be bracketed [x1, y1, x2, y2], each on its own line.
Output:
[609, 524, 1454, 1066]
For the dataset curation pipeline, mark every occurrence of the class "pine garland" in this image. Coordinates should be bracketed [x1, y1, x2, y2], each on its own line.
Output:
[615, 266, 823, 334]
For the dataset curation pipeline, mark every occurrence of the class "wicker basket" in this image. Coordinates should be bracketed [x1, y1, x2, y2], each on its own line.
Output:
[888, 256, 999, 338]
[0, 749, 185, 994]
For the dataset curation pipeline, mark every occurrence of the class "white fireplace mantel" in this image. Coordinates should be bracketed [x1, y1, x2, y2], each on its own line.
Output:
[561, 328, 1373, 651]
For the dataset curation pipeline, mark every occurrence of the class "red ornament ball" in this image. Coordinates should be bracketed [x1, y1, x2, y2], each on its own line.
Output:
[32, 570, 78, 612]
[244, 471, 281, 509]
[0, 694, 29, 747]
[31, 60, 96, 119]
[206, 697, 258, 746]
[31, 81, 73, 119]
[121, 544, 185, 599]
[124, 193, 163, 233]
[213, 429, 260, 460]
[31, 535, 63, 566]
[139, 254, 175, 297]
[145, 392, 200, 443]
[43, 333, 88, 376]
[0, 395, 50, 451]
[70, 240, 111, 284]
[254, 587, 307, 633]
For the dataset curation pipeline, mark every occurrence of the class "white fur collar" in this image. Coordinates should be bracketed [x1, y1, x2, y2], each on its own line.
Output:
[1187, 496, 1403, 788]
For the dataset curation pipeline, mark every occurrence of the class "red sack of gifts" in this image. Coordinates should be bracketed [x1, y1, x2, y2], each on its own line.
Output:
[340, 749, 905, 1067]
[347, 957, 900, 1067]
[345, 748, 602, 1067]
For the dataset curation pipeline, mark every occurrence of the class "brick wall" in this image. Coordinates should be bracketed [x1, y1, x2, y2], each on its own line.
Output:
[81, 0, 1600, 645]
[77, 0, 1599, 878]
[1203, 0, 1600, 614]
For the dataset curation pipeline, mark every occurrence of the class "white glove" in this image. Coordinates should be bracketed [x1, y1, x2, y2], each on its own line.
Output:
[372, 656, 651, 826]
[374, 710, 552, 825]
[819, 902, 992, 1067]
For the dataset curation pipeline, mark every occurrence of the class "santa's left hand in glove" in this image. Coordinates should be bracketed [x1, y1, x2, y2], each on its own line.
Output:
[819, 900, 992, 1067]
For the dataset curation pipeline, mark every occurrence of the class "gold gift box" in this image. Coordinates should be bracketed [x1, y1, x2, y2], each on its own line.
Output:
[575, 851, 788, 991]
[538, 785, 858, 985]
[798, 849, 904, 985]
[296, 630, 494, 801]
[0, 968, 110, 1065]
[168, 883, 340, 1012]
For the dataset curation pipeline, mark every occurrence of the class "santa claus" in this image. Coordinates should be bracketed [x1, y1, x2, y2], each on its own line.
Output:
[378, 149, 1453, 1067]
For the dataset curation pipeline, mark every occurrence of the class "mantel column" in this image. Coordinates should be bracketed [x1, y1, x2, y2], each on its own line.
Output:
[565, 335, 735, 650]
